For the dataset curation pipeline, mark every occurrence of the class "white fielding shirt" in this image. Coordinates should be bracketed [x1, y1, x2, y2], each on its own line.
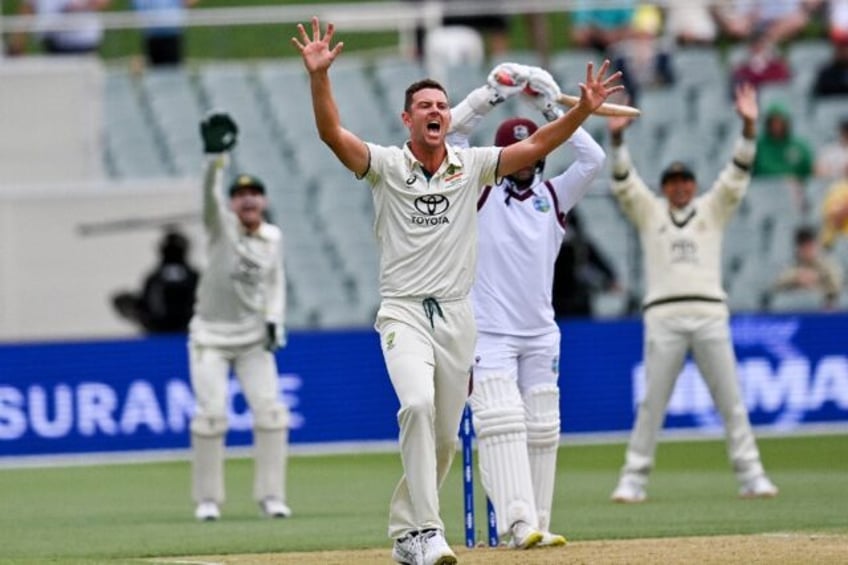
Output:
[471, 128, 605, 336]
[611, 136, 756, 317]
[363, 142, 500, 300]
[190, 156, 285, 347]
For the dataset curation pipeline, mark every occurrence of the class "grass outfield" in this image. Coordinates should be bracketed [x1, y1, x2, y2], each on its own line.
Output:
[0, 434, 846, 564]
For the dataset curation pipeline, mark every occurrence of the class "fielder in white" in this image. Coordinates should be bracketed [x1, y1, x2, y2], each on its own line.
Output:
[189, 112, 290, 521]
[447, 65, 605, 548]
[607, 83, 779, 503]
[293, 16, 622, 565]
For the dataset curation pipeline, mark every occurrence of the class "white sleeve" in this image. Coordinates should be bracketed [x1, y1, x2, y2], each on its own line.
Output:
[609, 144, 655, 228]
[546, 127, 606, 214]
[201, 154, 231, 238]
[266, 230, 286, 328]
[447, 85, 500, 148]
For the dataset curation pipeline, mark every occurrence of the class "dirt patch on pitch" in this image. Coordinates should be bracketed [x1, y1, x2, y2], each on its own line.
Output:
[157, 532, 848, 564]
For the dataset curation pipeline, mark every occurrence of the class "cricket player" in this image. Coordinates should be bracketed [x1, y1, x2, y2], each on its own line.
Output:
[607, 83, 779, 503]
[188, 112, 290, 521]
[293, 16, 622, 565]
[447, 67, 605, 548]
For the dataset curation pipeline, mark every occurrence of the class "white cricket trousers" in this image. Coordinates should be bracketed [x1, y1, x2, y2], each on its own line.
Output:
[376, 297, 476, 540]
[189, 340, 289, 504]
[622, 312, 765, 484]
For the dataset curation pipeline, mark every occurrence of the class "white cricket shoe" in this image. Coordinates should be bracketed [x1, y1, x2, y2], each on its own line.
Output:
[611, 479, 647, 503]
[507, 521, 544, 549]
[739, 475, 779, 499]
[259, 498, 292, 518]
[392, 532, 423, 565]
[419, 529, 457, 565]
[537, 531, 568, 547]
[194, 501, 220, 521]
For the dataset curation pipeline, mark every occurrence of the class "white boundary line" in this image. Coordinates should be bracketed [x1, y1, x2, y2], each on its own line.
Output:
[1, 423, 846, 469]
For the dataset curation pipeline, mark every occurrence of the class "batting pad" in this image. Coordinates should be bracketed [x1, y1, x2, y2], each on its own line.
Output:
[523, 384, 560, 532]
[470, 374, 538, 534]
[192, 433, 225, 504]
[253, 428, 288, 502]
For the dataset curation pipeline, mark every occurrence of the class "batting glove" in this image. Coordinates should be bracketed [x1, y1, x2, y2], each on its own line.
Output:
[265, 322, 286, 352]
[200, 111, 238, 154]
[523, 67, 563, 122]
[486, 62, 531, 105]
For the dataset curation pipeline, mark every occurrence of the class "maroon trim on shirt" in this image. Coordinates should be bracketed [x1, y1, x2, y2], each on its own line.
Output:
[545, 180, 567, 229]
[505, 187, 535, 201]
[478, 185, 493, 210]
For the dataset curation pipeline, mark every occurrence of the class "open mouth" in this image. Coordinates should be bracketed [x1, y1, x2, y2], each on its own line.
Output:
[426, 120, 441, 134]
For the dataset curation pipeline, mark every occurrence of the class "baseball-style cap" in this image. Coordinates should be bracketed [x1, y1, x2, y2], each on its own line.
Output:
[229, 174, 266, 197]
[660, 162, 695, 185]
[494, 117, 539, 147]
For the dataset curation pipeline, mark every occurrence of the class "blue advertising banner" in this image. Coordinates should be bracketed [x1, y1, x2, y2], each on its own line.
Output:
[1, 314, 846, 458]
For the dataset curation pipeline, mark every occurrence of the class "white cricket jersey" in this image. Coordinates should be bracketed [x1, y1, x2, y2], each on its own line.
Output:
[190, 156, 286, 347]
[363, 142, 500, 299]
[611, 136, 756, 316]
[472, 128, 605, 335]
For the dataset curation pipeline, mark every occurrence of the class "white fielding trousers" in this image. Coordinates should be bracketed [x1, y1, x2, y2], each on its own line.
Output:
[376, 297, 476, 540]
[621, 312, 765, 485]
[189, 340, 289, 504]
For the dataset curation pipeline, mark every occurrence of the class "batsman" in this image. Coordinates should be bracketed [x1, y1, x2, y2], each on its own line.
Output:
[448, 62, 606, 548]
[607, 83, 779, 503]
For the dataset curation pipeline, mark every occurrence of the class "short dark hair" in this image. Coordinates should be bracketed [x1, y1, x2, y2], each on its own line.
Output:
[404, 79, 448, 112]
[795, 226, 817, 245]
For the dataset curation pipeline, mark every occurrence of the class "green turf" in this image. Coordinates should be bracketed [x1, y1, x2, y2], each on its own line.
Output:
[0, 434, 845, 563]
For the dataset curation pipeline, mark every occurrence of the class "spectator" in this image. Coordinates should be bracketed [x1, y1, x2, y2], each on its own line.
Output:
[812, 37, 848, 98]
[829, 0, 848, 43]
[442, 1, 510, 57]
[712, 0, 821, 44]
[112, 228, 199, 334]
[753, 103, 814, 182]
[815, 119, 848, 179]
[552, 209, 621, 318]
[821, 172, 848, 249]
[730, 30, 792, 91]
[132, 0, 198, 67]
[769, 226, 843, 309]
[8, 0, 111, 56]
[663, 0, 718, 46]
[610, 3, 675, 104]
[405, 2, 550, 65]
[570, 0, 635, 53]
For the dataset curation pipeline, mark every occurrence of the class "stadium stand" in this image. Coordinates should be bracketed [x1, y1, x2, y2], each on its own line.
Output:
[92, 31, 848, 326]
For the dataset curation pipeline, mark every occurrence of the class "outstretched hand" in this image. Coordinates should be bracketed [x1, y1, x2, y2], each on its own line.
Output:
[577, 60, 624, 114]
[734, 82, 758, 123]
[292, 16, 343, 74]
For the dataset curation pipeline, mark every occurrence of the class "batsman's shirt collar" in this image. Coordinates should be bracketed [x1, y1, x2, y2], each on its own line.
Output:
[402, 142, 464, 176]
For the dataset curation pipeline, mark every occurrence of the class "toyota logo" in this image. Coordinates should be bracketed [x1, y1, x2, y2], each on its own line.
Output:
[414, 194, 450, 216]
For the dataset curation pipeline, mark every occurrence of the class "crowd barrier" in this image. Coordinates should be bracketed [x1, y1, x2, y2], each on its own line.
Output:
[1, 314, 846, 458]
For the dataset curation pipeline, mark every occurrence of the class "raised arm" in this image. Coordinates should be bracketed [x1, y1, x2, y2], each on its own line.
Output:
[199, 112, 239, 236]
[292, 17, 369, 177]
[704, 83, 758, 222]
[498, 60, 622, 178]
[606, 106, 654, 227]
[523, 68, 606, 211]
[447, 63, 530, 148]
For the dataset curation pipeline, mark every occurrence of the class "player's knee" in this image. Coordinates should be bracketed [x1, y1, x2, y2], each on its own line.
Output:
[524, 384, 560, 447]
[190, 414, 228, 437]
[252, 403, 289, 431]
[397, 397, 435, 427]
